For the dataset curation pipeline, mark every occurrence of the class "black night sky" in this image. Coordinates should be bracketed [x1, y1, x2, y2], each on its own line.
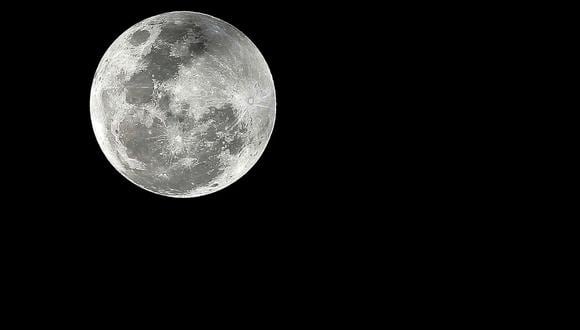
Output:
[13, 0, 433, 227]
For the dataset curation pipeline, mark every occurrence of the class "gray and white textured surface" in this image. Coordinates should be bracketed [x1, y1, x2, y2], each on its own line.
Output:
[90, 11, 276, 197]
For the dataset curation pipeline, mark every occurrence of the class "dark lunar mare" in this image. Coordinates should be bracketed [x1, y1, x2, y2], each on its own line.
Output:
[129, 30, 150, 46]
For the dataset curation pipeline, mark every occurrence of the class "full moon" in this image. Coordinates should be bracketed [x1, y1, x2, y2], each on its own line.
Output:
[90, 12, 276, 197]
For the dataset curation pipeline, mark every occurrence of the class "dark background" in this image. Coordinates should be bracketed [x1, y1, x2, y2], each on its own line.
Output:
[1, 1, 550, 314]
[3, 1, 536, 311]
[20, 0, 392, 218]
[10, 0, 454, 236]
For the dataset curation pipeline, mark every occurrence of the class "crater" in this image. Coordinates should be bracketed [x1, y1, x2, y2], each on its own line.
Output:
[130, 29, 150, 46]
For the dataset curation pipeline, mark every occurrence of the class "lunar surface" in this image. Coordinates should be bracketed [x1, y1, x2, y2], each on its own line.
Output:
[90, 11, 275, 197]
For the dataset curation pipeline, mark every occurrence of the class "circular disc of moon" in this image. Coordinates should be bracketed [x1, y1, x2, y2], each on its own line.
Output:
[90, 11, 276, 197]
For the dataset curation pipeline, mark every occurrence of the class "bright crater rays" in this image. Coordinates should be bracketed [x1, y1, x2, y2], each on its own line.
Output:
[90, 11, 275, 197]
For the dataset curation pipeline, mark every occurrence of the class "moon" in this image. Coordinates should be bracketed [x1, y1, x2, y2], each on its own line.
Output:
[90, 11, 276, 198]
